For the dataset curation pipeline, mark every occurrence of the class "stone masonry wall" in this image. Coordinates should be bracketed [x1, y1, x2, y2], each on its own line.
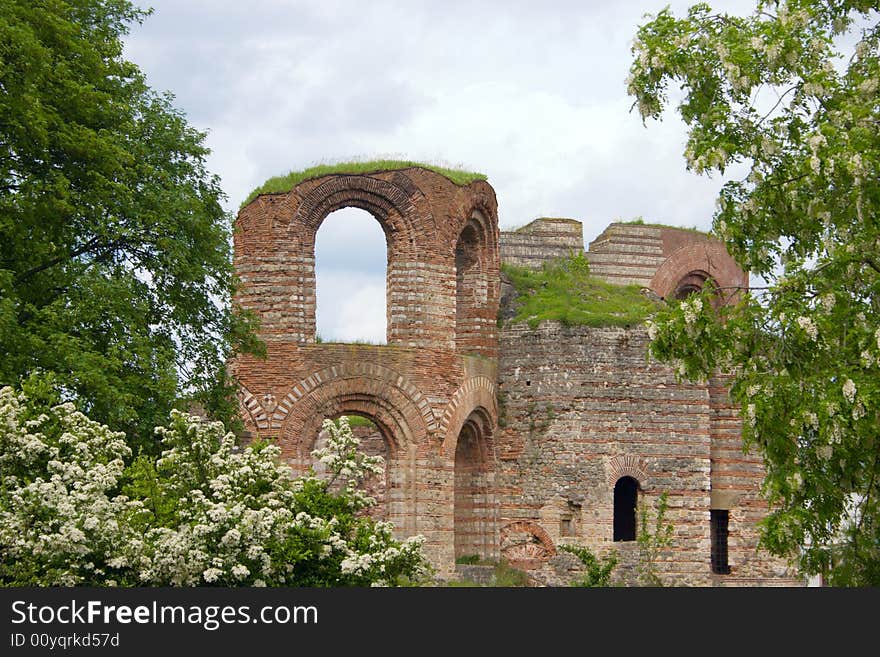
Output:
[494, 315, 800, 586]
[586, 223, 748, 299]
[235, 170, 799, 585]
[499, 218, 583, 269]
[499, 220, 748, 302]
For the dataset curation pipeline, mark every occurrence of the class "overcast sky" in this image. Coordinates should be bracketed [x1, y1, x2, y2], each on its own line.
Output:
[123, 0, 756, 342]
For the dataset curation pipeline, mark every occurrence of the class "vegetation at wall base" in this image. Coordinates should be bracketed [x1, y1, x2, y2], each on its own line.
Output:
[0, 389, 428, 587]
[636, 492, 674, 587]
[559, 544, 618, 587]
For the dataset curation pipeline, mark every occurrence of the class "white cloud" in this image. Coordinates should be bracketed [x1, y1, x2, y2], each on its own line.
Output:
[315, 208, 387, 343]
[123, 0, 759, 339]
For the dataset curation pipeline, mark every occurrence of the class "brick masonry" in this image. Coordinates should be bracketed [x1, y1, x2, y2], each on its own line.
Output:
[233, 168, 501, 568]
[233, 170, 800, 585]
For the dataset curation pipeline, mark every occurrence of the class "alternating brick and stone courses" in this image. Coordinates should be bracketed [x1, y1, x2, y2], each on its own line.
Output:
[233, 166, 800, 585]
[233, 167, 501, 568]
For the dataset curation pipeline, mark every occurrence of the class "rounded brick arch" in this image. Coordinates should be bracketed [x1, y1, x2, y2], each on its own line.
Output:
[465, 190, 500, 248]
[289, 174, 436, 249]
[278, 362, 434, 460]
[606, 455, 651, 489]
[650, 241, 746, 301]
[500, 520, 557, 564]
[440, 375, 498, 457]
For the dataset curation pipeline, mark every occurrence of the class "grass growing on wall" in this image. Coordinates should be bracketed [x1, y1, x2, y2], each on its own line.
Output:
[502, 254, 661, 329]
[620, 217, 708, 235]
[242, 159, 487, 208]
[339, 415, 378, 429]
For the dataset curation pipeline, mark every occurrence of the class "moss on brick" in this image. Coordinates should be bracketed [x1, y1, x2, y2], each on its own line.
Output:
[242, 159, 487, 208]
[501, 253, 661, 329]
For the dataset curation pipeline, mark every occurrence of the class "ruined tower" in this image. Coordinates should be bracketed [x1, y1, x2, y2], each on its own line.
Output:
[232, 166, 501, 569]
[233, 165, 800, 585]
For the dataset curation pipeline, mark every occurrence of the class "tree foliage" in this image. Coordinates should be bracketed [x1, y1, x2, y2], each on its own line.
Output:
[0, 0, 260, 449]
[0, 387, 428, 586]
[628, 0, 879, 584]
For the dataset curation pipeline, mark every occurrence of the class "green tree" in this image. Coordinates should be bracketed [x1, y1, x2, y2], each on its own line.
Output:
[628, 0, 879, 584]
[0, 0, 260, 450]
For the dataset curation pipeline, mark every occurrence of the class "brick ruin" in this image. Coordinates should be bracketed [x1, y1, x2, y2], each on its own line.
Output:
[232, 166, 801, 586]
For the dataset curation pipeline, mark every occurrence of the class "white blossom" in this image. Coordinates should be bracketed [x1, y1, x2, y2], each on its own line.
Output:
[796, 316, 818, 341]
[821, 293, 835, 312]
[746, 403, 757, 427]
[842, 379, 857, 404]
[803, 412, 818, 431]
[682, 297, 702, 325]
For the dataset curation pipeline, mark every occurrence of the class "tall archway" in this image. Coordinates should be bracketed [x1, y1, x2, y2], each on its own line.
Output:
[454, 408, 495, 560]
[315, 207, 388, 344]
[455, 212, 489, 353]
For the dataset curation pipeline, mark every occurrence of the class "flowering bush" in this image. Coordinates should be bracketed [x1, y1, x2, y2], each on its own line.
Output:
[0, 387, 428, 586]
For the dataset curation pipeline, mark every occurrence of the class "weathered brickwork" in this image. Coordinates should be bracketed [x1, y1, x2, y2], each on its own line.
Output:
[585, 222, 748, 300]
[234, 167, 800, 585]
[498, 217, 584, 269]
[495, 321, 799, 586]
[233, 168, 501, 568]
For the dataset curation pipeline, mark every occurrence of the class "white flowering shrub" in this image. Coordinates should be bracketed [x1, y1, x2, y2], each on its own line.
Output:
[0, 387, 428, 586]
[0, 386, 142, 585]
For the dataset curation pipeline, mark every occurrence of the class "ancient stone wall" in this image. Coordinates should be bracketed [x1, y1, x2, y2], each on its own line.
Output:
[498, 217, 583, 269]
[234, 167, 800, 585]
[494, 320, 800, 586]
[499, 219, 748, 301]
[586, 222, 749, 301]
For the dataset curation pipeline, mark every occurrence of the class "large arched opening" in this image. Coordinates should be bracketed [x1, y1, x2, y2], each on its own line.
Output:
[315, 207, 387, 344]
[310, 413, 390, 521]
[454, 407, 495, 560]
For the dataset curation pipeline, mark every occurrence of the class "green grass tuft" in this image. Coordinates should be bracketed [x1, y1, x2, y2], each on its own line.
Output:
[339, 415, 378, 429]
[241, 159, 487, 208]
[618, 217, 708, 235]
[502, 254, 661, 329]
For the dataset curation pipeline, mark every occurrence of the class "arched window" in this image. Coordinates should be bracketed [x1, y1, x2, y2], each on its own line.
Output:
[455, 214, 488, 352]
[674, 271, 709, 299]
[315, 207, 387, 344]
[613, 476, 638, 542]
